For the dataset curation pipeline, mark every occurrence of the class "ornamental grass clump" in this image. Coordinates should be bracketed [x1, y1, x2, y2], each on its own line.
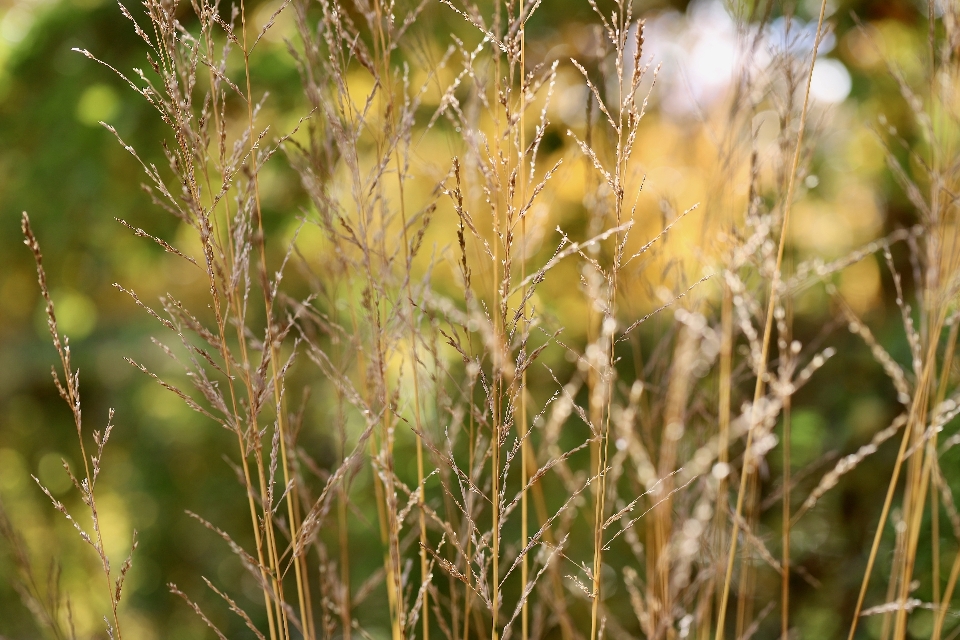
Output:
[5, 0, 960, 638]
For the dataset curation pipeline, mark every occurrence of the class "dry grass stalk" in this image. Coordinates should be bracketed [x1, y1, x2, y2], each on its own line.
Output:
[21, 212, 134, 640]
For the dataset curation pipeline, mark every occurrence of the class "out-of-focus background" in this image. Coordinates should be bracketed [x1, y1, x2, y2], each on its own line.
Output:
[0, 0, 944, 636]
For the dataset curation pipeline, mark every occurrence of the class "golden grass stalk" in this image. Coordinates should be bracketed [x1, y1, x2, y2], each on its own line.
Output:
[715, 0, 828, 634]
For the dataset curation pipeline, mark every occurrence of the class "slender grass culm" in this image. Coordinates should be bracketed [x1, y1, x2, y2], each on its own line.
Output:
[4, 0, 960, 638]
[21, 212, 135, 640]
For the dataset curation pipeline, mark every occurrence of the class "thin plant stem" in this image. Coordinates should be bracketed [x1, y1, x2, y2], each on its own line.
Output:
[377, 0, 433, 631]
[932, 321, 959, 616]
[23, 215, 124, 639]
[398, 138, 431, 640]
[519, 21, 530, 640]
[847, 395, 922, 640]
[492, 8, 505, 634]
[700, 281, 733, 640]
[463, 332, 477, 640]
[892, 325, 944, 638]
[238, 4, 308, 638]
[933, 546, 960, 639]
[781, 392, 791, 639]
[715, 0, 828, 635]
